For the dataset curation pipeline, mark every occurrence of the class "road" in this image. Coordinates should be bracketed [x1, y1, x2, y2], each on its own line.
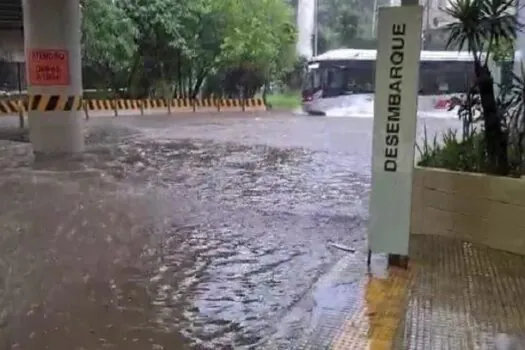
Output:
[0, 112, 459, 349]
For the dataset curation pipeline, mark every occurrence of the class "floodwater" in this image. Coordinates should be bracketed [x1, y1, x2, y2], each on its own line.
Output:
[0, 112, 459, 349]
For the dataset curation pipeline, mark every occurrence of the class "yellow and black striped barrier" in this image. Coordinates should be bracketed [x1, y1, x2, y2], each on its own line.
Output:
[142, 99, 166, 109]
[243, 98, 266, 111]
[0, 97, 267, 116]
[116, 99, 141, 110]
[28, 95, 83, 112]
[87, 99, 114, 111]
[170, 98, 194, 112]
[219, 98, 242, 111]
[0, 99, 23, 115]
[194, 98, 218, 112]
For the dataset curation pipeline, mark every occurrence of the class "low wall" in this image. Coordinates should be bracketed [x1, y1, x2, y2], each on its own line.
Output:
[411, 167, 525, 255]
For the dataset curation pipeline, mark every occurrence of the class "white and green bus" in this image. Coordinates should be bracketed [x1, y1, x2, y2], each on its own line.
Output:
[301, 48, 503, 116]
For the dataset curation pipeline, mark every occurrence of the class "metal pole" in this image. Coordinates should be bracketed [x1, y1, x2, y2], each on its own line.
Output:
[16, 62, 24, 129]
[313, 0, 319, 57]
[17, 27, 24, 129]
[372, 0, 378, 37]
[515, 0, 525, 76]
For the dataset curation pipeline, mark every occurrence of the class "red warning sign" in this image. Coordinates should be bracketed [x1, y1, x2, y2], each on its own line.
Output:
[27, 49, 70, 86]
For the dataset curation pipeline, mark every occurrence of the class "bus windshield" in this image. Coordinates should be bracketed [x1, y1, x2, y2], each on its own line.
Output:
[303, 63, 321, 90]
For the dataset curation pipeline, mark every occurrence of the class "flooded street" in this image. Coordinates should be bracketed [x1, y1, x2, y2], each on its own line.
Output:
[0, 113, 459, 349]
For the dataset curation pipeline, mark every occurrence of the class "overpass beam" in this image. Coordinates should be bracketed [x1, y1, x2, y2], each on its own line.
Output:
[22, 0, 84, 155]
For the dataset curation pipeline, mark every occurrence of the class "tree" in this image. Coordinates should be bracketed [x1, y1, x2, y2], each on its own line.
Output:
[120, 0, 190, 98]
[313, 0, 377, 51]
[81, 0, 298, 99]
[81, 0, 138, 95]
[444, 0, 520, 175]
[336, 8, 360, 46]
[219, 0, 296, 69]
[182, 0, 231, 97]
[216, 0, 297, 96]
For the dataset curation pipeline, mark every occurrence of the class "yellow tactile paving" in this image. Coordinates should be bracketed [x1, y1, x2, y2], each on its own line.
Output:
[294, 235, 525, 349]
[331, 267, 411, 350]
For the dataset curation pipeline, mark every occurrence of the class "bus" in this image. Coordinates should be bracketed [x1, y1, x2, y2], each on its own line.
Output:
[301, 48, 497, 116]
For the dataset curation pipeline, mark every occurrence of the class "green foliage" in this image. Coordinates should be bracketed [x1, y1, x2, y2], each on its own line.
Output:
[266, 91, 301, 110]
[312, 0, 385, 52]
[444, 0, 518, 63]
[417, 126, 487, 173]
[417, 69, 525, 177]
[81, 0, 298, 98]
[440, 0, 520, 175]
[219, 0, 296, 76]
[492, 38, 514, 62]
[81, 0, 138, 92]
[280, 56, 308, 91]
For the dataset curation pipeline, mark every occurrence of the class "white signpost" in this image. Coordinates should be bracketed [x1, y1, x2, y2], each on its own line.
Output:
[368, 5, 423, 263]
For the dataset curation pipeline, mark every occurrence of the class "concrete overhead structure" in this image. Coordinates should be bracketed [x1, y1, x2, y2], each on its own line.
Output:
[22, 0, 84, 155]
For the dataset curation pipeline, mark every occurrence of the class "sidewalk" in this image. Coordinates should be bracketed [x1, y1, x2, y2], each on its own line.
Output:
[269, 235, 525, 349]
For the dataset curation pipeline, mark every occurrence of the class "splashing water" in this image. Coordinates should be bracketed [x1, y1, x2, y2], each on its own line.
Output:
[296, 0, 315, 58]
[311, 95, 459, 119]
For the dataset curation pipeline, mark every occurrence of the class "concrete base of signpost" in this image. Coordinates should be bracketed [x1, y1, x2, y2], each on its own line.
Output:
[387, 254, 409, 269]
[366, 250, 409, 269]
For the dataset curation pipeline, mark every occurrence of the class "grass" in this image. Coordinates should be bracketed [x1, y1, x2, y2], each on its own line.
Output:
[266, 91, 301, 110]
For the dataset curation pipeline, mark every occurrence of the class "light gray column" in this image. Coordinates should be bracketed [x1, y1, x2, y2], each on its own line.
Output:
[22, 0, 84, 155]
[515, 0, 525, 75]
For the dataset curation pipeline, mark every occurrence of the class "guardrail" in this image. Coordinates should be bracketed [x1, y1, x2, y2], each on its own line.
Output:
[0, 96, 267, 117]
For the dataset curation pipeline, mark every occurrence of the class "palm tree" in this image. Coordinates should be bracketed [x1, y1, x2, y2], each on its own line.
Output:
[444, 0, 520, 175]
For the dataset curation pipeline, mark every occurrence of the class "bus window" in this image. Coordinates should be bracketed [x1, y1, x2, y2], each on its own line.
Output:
[438, 79, 449, 93]
[312, 69, 321, 89]
[303, 68, 321, 91]
[321, 67, 344, 90]
[329, 68, 344, 89]
[419, 61, 473, 95]
[302, 67, 322, 101]
[336, 60, 375, 93]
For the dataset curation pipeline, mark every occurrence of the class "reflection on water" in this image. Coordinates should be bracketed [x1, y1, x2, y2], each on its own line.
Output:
[0, 123, 369, 349]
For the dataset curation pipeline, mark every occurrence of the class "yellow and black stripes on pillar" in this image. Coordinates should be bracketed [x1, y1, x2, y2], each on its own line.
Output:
[28, 95, 83, 112]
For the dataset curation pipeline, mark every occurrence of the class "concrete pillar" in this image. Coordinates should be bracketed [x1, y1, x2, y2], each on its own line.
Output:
[22, 0, 84, 155]
[515, 0, 525, 76]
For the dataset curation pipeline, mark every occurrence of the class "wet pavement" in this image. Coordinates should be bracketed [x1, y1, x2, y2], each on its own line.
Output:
[277, 235, 525, 349]
[0, 112, 524, 349]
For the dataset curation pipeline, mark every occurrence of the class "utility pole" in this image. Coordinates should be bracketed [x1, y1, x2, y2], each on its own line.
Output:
[372, 0, 379, 37]
[313, 0, 319, 57]
[426, 0, 431, 31]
